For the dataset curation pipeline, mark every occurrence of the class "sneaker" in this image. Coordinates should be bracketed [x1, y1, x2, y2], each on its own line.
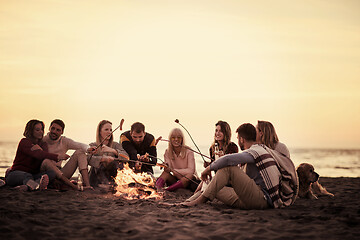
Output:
[39, 174, 49, 191]
[26, 179, 39, 190]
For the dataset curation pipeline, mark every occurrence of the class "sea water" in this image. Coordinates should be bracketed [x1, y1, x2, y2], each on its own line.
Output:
[1, 141, 359, 178]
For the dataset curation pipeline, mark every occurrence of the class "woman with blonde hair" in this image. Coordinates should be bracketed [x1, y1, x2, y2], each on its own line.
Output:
[156, 128, 197, 191]
[256, 120, 290, 158]
[88, 120, 129, 188]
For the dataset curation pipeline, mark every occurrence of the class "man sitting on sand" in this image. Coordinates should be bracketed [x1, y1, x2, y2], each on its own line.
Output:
[182, 123, 298, 209]
[41, 119, 93, 190]
[120, 122, 157, 174]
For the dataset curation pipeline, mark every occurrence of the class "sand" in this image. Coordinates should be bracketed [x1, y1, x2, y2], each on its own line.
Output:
[0, 177, 359, 240]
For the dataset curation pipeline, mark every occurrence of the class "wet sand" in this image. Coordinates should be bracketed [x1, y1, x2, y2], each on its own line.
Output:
[0, 177, 359, 240]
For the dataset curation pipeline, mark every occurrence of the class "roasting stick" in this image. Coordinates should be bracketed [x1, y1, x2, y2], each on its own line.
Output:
[115, 158, 166, 168]
[89, 119, 125, 161]
[159, 138, 212, 161]
[94, 118, 124, 152]
[175, 119, 207, 164]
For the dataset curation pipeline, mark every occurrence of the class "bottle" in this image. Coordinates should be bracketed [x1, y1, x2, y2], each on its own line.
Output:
[77, 173, 83, 191]
[214, 142, 220, 161]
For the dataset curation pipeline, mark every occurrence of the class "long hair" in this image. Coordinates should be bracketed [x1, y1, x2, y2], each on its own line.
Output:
[23, 119, 45, 143]
[96, 120, 113, 147]
[210, 120, 232, 154]
[257, 120, 279, 150]
[167, 128, 187, 160]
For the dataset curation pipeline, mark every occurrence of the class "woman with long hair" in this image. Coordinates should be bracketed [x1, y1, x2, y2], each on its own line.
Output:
[187, 120, 239, 201]
[256, 120, 290, 158]
[205, 120, 239, 167]
[6, 119, 70, 191]
[156, 128, 197, 192]
[88, 120, 129, 188]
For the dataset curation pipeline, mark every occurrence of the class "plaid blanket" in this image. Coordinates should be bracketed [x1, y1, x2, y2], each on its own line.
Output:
[246, 144, 298, 208]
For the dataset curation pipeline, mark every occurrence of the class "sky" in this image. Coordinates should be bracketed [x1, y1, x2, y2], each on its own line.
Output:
[0, 0, 359, 149]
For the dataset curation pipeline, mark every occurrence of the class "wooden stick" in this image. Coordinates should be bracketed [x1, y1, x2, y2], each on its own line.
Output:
[159, 138, 212, 161]
[89, 119, 125, 161]
[93, 119, 124, 151]
[175, 119, 207, 163]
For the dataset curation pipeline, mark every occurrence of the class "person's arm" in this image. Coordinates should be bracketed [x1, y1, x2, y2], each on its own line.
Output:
[120, 134, 138, 168]
[87, 142, 103, 168]
[115, 142, 129, 160]
[20, 139, 58, 161]
[64, 137, 89, 153]
[210, 152, 254, 171]
[147, 137, 157, 165]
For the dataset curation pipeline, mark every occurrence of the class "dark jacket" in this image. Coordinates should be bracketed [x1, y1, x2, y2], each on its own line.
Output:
[120, 131, 157, 173]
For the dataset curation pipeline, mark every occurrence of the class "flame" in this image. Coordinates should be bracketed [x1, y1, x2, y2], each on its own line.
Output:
[114, 163, 162, 200]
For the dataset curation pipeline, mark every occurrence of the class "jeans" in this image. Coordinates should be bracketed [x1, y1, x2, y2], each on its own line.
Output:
[5, 170, 56, 187]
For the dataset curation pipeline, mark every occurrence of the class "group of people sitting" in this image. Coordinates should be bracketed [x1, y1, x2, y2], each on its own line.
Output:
[4, 118, 298, 210]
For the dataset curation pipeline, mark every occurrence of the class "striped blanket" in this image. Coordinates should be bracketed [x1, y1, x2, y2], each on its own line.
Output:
[246, 144, 298, 208]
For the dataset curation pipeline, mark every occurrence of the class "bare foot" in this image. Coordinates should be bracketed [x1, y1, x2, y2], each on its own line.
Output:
[179, 201, 197, 207]
[180, 195, 208, 207]
[39, 174, 49, 191]
[26, 179, 39, 191]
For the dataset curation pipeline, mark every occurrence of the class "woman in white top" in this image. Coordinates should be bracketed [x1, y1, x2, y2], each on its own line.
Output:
[156, 128, 197, 192]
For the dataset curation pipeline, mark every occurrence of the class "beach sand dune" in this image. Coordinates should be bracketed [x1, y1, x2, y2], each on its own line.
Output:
[1, 177, 359, 240]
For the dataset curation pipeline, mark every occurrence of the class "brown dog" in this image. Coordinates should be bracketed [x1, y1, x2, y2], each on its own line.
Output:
[296, 163, 334, 199]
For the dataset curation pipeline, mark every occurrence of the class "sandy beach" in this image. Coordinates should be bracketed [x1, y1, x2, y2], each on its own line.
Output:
[0, 177, 359, 240]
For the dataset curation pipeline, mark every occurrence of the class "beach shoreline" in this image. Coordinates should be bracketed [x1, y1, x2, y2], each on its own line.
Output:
[1, 177, 359, 240]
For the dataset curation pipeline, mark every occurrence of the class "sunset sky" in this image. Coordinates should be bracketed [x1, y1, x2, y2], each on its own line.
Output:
[0, 0, 359, 149]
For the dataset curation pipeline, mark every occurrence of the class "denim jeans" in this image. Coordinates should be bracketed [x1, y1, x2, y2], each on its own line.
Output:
[5, 170, 56, 187]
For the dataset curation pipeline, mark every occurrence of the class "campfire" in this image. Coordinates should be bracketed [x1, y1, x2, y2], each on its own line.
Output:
[113, 163, 162, 200]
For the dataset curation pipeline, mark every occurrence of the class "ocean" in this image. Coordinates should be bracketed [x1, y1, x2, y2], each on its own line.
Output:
[1, 141, 359, 178]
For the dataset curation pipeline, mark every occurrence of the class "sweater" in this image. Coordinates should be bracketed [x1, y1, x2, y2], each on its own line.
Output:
[11, 138, 58, 174]
[164, 147, 196, 179]
[43, 133, 89, 168]
[120, 131, 157, 173]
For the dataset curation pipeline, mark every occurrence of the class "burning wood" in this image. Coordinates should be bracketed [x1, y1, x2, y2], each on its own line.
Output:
[114, 163, 162, 200]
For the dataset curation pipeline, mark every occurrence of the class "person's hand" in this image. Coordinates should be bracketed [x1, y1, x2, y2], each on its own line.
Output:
[155, 136, 162, 145]
[57, 153, 70, 161]
[138, 153, 150, 162]
[87, 146, 97, 154]
[163, 163, 171, 173]
[31, 144, 43, 151]
[203, 161, 211, 168]
[135, 161, 142, 171]
[201, 166, 211, 182]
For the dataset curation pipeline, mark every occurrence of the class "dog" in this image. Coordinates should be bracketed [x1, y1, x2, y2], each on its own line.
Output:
[296, 163, 334, 199]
